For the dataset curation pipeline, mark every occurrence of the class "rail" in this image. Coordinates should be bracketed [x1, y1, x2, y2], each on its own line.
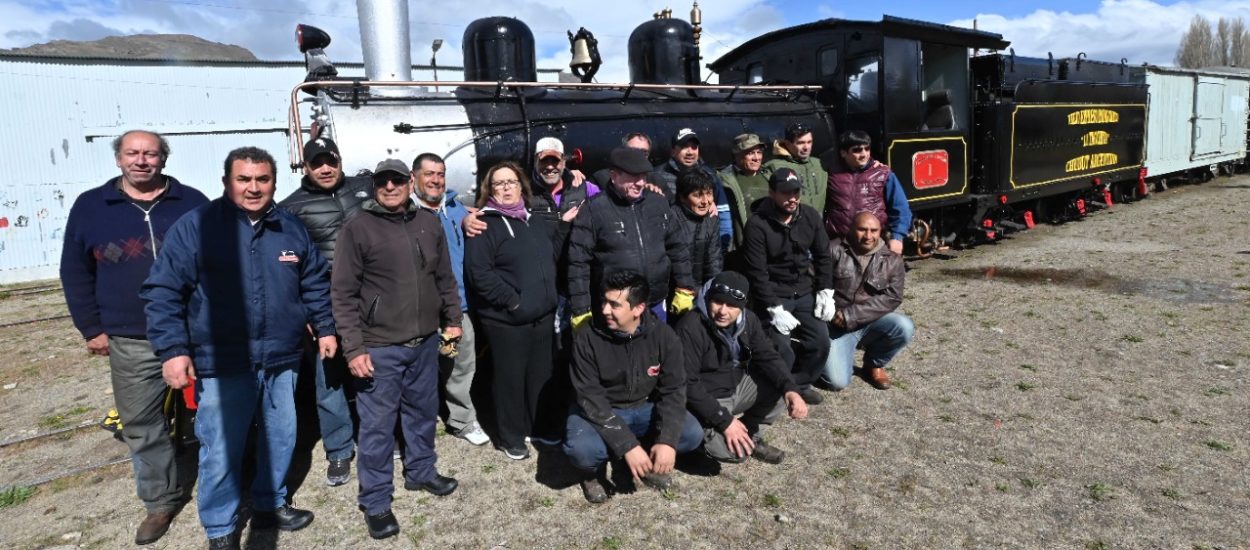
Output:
[286, 79, 824, 169]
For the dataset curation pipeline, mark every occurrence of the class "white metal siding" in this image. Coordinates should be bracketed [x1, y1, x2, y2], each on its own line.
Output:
[1143, 67, 1250, 178]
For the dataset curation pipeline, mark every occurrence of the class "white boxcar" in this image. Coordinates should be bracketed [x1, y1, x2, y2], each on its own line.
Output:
[1141, 65, 1250, 180]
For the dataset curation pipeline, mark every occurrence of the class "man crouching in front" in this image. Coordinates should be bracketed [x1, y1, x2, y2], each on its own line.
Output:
[331, 159, 463, 539]
[563, 270, 704, 503]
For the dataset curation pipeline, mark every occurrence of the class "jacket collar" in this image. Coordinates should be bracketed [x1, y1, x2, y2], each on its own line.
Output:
[102, 175, 189, 204]
[593, 310, 658, 342]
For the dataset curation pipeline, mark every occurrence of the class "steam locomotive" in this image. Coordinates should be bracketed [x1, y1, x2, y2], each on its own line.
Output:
[287, 2, 1246, 252]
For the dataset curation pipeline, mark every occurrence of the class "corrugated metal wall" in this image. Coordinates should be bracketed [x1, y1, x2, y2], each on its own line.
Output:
[0, 57, 351, 284]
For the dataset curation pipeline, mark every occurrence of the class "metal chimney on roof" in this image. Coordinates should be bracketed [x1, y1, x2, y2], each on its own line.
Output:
[356, 0, 412, 88]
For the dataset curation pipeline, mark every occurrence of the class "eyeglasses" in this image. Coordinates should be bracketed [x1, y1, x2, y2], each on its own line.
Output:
[847, 145, 871, 153]
[374, 175, 409, 187]
[711, 283, 746, 302]
[491, 179, 520, 189]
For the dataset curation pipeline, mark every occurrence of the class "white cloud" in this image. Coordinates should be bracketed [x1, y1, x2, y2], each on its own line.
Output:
[950, 0, 1250, 66]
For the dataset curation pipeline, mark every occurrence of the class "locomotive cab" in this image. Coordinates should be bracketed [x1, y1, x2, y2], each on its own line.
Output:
[711, 16, 1009, 215]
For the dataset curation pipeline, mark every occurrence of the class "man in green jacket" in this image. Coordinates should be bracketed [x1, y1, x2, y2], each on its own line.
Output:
[719, 132, 770, 250]
[762, 122, 827, 212]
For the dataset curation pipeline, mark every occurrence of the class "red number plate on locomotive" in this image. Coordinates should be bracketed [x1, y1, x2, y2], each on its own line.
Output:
[912, 150, 949, 189]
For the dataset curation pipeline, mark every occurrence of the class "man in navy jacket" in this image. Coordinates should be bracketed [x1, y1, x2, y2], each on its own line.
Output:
[60, 129, 208, 546]
[141, 147, 336, 550]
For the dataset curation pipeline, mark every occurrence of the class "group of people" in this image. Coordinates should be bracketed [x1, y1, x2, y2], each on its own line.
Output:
[59, 124, 916, 548]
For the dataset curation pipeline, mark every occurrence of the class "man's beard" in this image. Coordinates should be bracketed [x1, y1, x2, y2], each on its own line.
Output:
[417, 189, 444, 204]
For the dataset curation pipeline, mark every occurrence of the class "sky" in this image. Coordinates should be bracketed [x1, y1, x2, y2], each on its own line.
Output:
[4, 0, 1250, 82]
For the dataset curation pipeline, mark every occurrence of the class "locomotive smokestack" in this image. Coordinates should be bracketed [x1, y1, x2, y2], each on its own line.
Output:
[356, 0, 412, 85]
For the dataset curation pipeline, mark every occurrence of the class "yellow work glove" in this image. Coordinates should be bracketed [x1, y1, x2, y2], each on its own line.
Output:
[571, 311, 593, 331]
[669, 288, 695, 316]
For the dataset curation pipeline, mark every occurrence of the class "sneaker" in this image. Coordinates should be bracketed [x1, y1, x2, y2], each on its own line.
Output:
[452, 421, 491, 446]
[640, 472, 676, 492]
[363, 509, 400, 540]
[580, 477, 609, 503]
[798, 387, 825, 405]
[750, 438, 786, 464]
[326, 457, 351, 487]
[502, 446, 530, 460]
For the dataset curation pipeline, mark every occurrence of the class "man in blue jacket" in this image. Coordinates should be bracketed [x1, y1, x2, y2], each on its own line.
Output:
[141, 147, 337, 550]
[60, 129, 209, 546]
[412, 152, 490, 446]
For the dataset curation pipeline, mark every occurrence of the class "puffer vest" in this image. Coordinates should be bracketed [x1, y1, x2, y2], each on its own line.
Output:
[825, 159, 891, 238]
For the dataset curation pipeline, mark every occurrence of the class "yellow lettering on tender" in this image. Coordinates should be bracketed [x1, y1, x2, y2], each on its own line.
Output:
[1067, 109, 1119, 125]
[1081, 131, 1110, 147]
[1089, 153, 1118, 169]
[1065, 155, 1090, 173]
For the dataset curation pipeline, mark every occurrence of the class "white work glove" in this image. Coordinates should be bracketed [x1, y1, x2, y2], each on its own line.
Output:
[814, 289, 837, 323]
[767, 305, 800, 336]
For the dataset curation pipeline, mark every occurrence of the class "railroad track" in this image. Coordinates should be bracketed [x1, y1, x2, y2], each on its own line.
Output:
[0, 313, 72, 329]
[0, 420, 132, 494]
[0, 284, 62, 297]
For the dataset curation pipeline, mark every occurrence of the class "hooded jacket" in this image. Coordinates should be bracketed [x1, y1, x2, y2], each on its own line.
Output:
[61, 175, 209, 340]
[464, 207, 568, 325]
[675, 281, 798, 432]
[330, 199, 463, 361]
[741, 199, 833, 309]
[567, 184, 693, 315]
[670, 201, 723, 286]
[830, 238, 905, 331]
[141, 197, 335, 377]
[570, 311, 687, 457]
[762, 140, 828, 213]
[278, 174, 373, 265]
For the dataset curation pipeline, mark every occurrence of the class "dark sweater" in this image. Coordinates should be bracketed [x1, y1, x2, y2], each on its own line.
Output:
[570, 312, 688, 457]
[331, 200, 463, 360]
[742, 200, 833, 308]
[464, 209, 568, 325]
[60, 176, 209, 339]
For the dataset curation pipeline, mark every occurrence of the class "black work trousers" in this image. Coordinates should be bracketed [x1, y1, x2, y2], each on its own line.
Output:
[763, 293, 830, 389]
[481, 313, 559, 450]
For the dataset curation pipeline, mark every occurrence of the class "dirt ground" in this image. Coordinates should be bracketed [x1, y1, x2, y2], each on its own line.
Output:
[1, 177, 1247, 550]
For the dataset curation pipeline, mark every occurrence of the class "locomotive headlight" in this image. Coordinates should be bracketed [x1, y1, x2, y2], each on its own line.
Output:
[297, 24, 332, 53]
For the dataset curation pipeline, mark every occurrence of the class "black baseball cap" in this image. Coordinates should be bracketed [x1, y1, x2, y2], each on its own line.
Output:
[304, 137, 340, 161]
[768, 167, 802, 193]
[672, 128, 700, 147]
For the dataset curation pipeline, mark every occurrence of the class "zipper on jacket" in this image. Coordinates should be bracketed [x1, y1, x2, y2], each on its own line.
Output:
[129, 199, 163, 257]
[402, 214, 424, 335]
[630, 203, 648, 284]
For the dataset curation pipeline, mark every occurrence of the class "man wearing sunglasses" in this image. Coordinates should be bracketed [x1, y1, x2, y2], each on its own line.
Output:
[763, 122, 828, 213]
[279, 137, 372, 488]
[822, 130, 913, 256]
[330, 158, 464, 539]
[675, 271, 808, 465]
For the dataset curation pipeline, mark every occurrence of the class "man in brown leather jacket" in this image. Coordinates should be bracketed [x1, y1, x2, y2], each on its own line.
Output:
[819, 212, 914, 391]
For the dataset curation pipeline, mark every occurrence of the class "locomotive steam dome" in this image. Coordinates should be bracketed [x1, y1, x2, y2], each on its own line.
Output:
[462, 17, 537, 82]
[628, 18, 699, 85]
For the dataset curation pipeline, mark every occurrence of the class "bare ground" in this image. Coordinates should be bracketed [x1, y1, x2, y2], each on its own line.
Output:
[1, 178, 1248, 550]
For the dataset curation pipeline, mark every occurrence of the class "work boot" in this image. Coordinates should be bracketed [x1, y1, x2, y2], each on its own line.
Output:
[580, 477, 610, 504]
[798, 387, 824, 405]
[134, 510, 175, 545]
[364, 509, 400, 540]
[750, 438, 786, 465]
[404, 473, 458, 496]
[207, 533, 241, 550]
[251, 505, 314, 532]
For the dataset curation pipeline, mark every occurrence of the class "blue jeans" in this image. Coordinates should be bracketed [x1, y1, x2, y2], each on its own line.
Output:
[821, 312, 915, 390]
[355, 337, 440, 515]
[314, 347, 355, 461]
[562, 402, 703, 472]
[194, 365, 298, 540]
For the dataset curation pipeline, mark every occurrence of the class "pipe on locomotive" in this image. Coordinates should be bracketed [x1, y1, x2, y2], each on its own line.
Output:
[355, 0, 413, 96]
[285, 80, 823, 170]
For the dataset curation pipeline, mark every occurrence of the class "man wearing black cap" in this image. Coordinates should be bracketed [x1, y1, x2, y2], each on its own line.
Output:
[763, 122, 827, 212]
[279, 136, 371, 487]
[741, 168, 835, 405]
[675, 271, 808, 464]
[331, 158, 464, 540]
[651, 127, 733, 249]
[568, 147, 695, 330]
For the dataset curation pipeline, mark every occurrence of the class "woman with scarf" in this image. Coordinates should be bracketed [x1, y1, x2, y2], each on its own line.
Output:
[465, 161, 577, 460]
